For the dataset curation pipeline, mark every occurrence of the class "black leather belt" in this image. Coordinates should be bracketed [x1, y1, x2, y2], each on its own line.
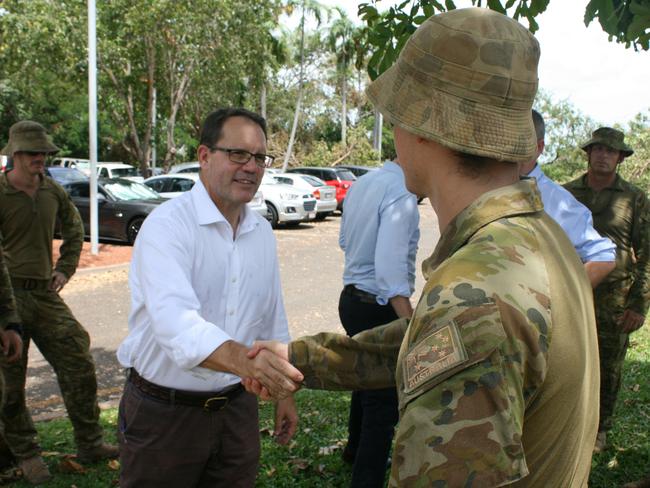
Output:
[128, 369, 244, 412]
[10, 277, 50, 291]
[343, 284, 378, 304]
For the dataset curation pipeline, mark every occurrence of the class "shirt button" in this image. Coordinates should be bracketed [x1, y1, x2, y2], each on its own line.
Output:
[231, 277, 237, 283]
[229, 310, 235, 316]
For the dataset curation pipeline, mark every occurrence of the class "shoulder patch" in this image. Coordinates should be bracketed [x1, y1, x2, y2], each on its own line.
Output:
[403, 321, 469, 394]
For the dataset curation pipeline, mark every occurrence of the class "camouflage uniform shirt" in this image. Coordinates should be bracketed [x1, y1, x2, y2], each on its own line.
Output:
[0, 173, 83, 280]
[0, 238, 20, 330]
[564, 173, 650, 316]
[290, 180, 599, 487]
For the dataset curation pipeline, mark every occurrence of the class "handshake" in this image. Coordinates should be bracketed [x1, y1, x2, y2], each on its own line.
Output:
[240, 340, 302, 401]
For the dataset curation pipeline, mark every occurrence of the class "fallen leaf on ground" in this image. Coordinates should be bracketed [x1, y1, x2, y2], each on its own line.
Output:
[107, 459, 120, 471]
[59, 458, 86, 474]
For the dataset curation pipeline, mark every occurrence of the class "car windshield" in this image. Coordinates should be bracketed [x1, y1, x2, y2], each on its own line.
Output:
[48, 168, 87, 183]
[103, 180, 161, 201]
[335, 170, 356, 181]
[110, 166, 139, 177]
[261, 175, 280, 185]
[301, 175, 325, 187]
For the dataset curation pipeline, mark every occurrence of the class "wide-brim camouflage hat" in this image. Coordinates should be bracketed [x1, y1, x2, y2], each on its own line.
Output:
[1, 120, 60, 156]
[581, 127, 634, 158]
[366, 7, 540, 163]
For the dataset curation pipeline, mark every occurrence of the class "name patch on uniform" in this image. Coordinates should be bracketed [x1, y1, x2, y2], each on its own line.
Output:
[403, 322, 468, 394]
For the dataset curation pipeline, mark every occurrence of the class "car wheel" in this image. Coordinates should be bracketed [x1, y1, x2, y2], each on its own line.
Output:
[127, 216, 145, 244]
[267, 202, 279, 229]
[315, 212, 329, 221]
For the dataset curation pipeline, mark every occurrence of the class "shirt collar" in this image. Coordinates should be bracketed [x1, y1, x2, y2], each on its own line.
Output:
[1, 172, 50, 194]
[528, 164, 543, 179]
[191, 178, 259, 235]
[576, 172, 625, 192]
[423, 179, 544, 278]
[382, 160, 403, 175]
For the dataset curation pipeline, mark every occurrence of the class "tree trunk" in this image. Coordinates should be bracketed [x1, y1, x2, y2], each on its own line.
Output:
[260, 83, 267, 120]
[282, 1, 306, 172]
[341, 73, 347, 146]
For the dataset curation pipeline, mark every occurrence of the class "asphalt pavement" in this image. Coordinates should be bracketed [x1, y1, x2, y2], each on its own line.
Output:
[25, 203, 439, 419]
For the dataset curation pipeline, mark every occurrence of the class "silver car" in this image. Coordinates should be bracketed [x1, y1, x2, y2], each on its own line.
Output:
[259, 175, 317, 228]
[272, 173, 337, 220]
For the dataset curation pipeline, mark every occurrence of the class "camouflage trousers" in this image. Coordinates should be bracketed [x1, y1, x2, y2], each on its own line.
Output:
[0, 287, 103, 459]
[594, 279, 632, 433]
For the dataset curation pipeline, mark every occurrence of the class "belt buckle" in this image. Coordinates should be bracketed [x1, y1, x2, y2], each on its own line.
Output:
[24, 279, 37, 291]
[203, 396, 228, 411]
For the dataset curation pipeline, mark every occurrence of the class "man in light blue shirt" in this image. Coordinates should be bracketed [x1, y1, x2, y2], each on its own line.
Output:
[338, 158, 419, 488]
[521, 110, 616, 287]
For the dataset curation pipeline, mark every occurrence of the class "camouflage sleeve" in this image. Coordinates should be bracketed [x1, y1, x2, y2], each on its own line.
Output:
[288, 317, 409, 391]
[0, 233, 20, 329]
[54, 185, 84, 278]
[626, 190, 650, 316]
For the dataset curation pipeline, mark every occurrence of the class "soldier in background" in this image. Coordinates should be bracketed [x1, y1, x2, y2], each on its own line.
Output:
[245, 8, 599, 487]
[0, 121, 118, 485]
[564, 127, 650, 452]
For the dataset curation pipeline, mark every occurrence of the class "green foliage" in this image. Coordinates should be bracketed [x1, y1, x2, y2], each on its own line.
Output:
[358, 0, 649, 80]
[10, 327, 650, 488]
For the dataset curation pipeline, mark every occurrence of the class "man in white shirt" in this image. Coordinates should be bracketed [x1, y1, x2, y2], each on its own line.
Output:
[520, 110, 616, 287]
[117, 108, 302, 487]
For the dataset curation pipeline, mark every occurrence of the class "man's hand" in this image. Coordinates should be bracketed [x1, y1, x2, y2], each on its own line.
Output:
[243, 341, 295, 401]
[200, 341, 302, 400]
[274, 396, 298, 445]
[0, 329, 23, 363]
[49, 271, 68, 293]
[618, 309, 646, 333]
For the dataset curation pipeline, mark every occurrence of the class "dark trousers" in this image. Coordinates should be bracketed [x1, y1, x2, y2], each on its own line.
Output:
[118, 379, 260, 488]
[339, 288, 399, 488]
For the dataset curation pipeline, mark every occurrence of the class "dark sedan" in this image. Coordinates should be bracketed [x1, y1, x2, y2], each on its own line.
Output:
[45, 166, 88, 185]
[63, 178, 164, 244]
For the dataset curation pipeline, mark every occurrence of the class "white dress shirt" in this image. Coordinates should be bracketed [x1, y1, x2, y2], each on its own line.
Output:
[528, 165, 616, 262]
[117, 179, 290, 391]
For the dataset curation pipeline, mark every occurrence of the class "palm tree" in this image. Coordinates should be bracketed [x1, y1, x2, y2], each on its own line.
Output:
[282, 0, 329, 171]
[327, 8, 356, 146]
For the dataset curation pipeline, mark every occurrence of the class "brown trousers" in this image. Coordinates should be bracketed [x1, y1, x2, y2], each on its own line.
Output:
[118, 380, 260, 488]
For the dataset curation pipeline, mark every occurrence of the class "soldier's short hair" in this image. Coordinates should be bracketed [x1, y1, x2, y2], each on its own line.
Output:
[199, 108, 267, 148]
[532, 110, 545, 142]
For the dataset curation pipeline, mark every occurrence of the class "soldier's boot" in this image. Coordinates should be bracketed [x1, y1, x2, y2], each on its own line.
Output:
[622, 474, 650, 488]
[17, 456, 52, 485]
[76, 443, 119, 464]
[593, 431, 607, 453]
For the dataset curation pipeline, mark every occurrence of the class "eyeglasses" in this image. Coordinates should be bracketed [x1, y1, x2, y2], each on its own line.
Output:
[209, 146, 275, 169]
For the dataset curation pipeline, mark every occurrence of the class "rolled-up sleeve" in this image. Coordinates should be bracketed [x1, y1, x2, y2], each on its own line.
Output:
[374, 194, 420, 304]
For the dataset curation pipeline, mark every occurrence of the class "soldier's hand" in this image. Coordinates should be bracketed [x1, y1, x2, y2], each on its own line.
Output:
[0, 329, 23, 363]
[243, 341, 299, 400]
[618, 309, 646, 333]
[49, 271, 69, 293]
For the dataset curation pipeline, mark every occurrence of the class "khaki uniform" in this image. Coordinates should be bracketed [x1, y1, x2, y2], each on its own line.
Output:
[0, 240, 20, 331]
[565, 174, 650, 431]
[0, 173, 103, 459]
[290, 180, 599, 487]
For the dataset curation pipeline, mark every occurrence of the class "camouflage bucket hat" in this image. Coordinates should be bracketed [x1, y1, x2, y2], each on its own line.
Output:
[1, 120, 60, 156]
[366, 8, 540, 163]
[581, 127, 634, 158]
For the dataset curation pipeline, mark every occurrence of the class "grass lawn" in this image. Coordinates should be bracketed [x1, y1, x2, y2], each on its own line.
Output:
[7, 326, 649, 487]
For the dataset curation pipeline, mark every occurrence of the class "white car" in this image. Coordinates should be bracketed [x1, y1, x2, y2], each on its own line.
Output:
[168, 161, 200, 174]
[259, 174, 317, 228]
[144, 173, 268, 218]
[97, 162, 144, 182]
[272, 173, 337, 220]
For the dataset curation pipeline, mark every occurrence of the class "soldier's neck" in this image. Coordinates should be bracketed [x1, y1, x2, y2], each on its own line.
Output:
[586, 170, 616, 193]
[7, 169, 40, 197]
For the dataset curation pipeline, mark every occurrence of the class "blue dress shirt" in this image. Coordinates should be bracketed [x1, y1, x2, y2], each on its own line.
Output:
[339, 161, 420, 305]
[528, 165, 616, 262]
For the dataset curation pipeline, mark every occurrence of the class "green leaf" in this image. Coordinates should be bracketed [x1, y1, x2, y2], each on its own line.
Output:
[486, 0, 506, 14]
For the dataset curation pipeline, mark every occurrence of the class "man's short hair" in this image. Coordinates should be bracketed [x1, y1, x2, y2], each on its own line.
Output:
[532, 110, 545, 142]
[199, 108, 267, 148]
[452, 150, 499, 179]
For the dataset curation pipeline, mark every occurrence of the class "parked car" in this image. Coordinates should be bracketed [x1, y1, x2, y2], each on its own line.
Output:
[259, 174, 317, 228]
[286, 167, 356, 210]
[272, 173, 337, 220]
[336, 164, 379, 178]
[168, 161, 200, 174]
[96, 162, 144, 182]
[63, 178, 164, 244]
[143, 173, 268, 218]
[45, 166, 88, 185]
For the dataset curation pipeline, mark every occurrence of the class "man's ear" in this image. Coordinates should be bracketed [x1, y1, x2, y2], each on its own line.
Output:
[197, 145, 210, 168]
